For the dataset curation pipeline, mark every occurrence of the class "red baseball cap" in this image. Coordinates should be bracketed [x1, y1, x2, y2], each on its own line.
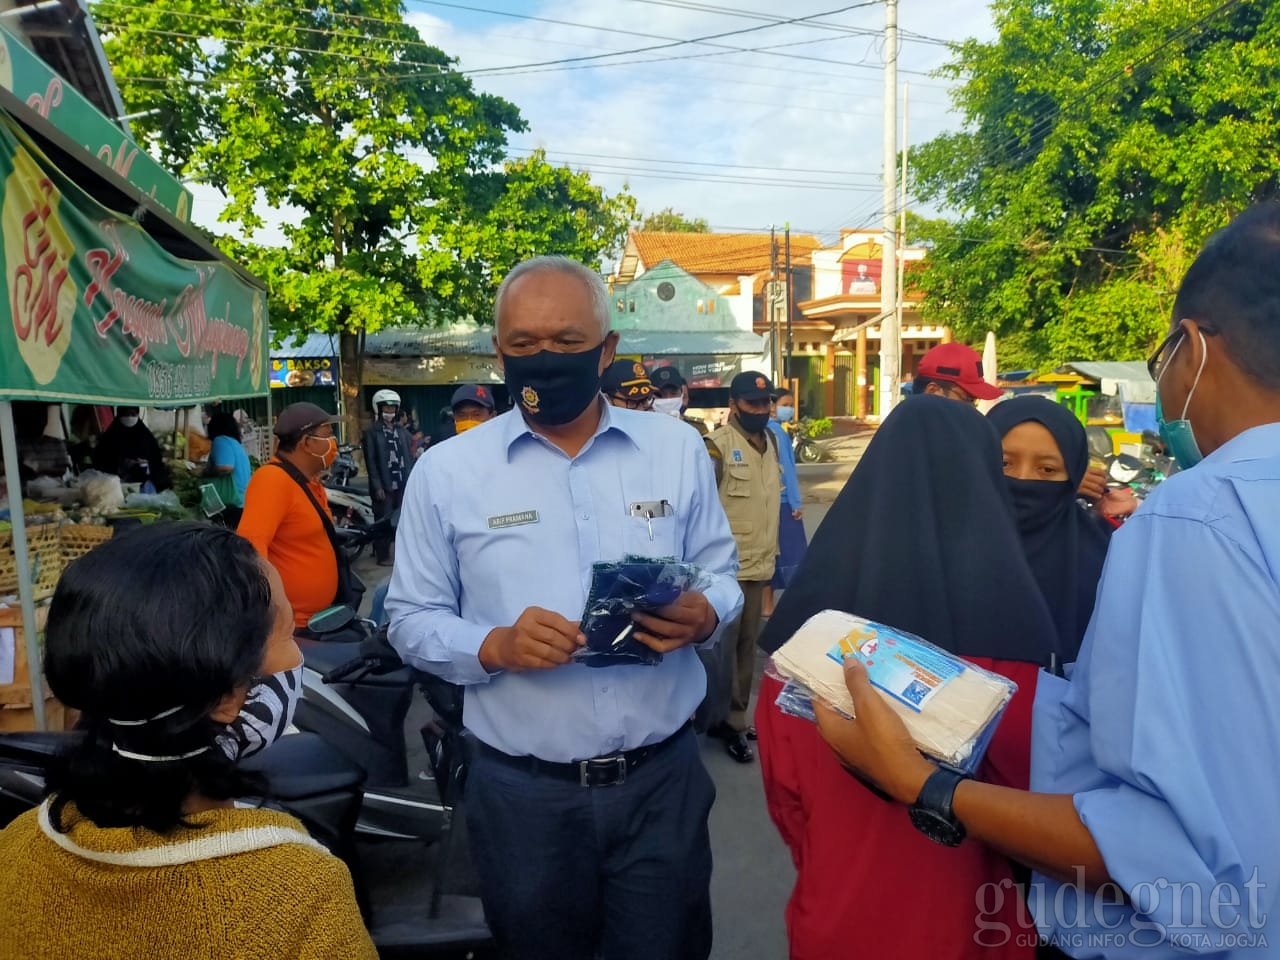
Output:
[915, 343, 1003, 401]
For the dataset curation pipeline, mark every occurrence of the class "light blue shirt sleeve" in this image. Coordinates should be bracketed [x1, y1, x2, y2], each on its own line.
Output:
[769, 420, 802, 511]
[1030, 429, 1280, 958]
[384, 453, 496, 686]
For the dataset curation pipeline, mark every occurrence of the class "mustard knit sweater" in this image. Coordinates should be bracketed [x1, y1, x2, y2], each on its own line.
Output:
[0, 800, 377, 960]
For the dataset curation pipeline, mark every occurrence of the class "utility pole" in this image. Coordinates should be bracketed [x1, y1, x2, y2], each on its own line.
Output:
[896, 82, 910, 335]
[878, 0, 900, 417]
[785, 224, 794, 389]
[769, 226, 781, 381]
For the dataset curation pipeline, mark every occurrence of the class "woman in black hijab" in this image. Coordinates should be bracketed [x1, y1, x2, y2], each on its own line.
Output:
[987, 396, 1114, 663]
[755, 395, 1060, 960]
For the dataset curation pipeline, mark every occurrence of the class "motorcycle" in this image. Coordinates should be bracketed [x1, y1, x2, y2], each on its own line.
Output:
[326, 444, 375, 541]
[295, 602, 459, 845]
[0, 615, 492, 957]
[794, 432, 823, 464]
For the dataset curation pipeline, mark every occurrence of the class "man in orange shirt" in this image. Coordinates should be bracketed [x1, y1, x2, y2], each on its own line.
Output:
[238, 403, 341, 631]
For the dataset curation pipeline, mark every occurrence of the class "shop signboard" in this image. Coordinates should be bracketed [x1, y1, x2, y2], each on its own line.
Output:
[271, 356, 336, 389]
[645, 354, 743, 389]
[0, 115, 268, 405]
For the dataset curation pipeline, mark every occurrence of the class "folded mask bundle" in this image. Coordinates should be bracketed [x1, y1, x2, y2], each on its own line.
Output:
[769, 609, 1017, 773]
[576, 556, 713, 666]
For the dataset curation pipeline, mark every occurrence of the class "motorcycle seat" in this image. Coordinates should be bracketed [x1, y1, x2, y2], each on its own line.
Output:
[241, 731, 366, 800]
[0, 731, 83, 764]
[329, 476, 369, 495]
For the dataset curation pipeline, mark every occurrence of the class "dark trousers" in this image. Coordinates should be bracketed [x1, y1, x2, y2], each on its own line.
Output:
[372, 487, 402, 562]
[464, 727, 716, 960]
[729, 581, 767, 731]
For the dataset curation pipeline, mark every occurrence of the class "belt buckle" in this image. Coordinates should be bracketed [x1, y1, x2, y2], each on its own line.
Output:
[579, 756, 627, 787]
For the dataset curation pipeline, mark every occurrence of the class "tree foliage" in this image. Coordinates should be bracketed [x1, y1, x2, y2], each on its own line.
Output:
[640, 206, 710, 233]
[909, 0, 1279, 369]
[91, 0, 635, 432]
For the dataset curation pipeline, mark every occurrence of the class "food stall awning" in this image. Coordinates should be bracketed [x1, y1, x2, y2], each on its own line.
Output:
[1060, 362, 1155, 403]
[0, 19, 194, 223]
[0, 114, 269, 405]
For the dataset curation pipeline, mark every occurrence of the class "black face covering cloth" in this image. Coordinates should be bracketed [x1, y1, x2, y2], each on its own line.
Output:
[986, 396, 1113, 662]
[759, 395, 1061, 667]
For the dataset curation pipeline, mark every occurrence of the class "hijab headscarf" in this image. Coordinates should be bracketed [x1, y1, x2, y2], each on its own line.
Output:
[759, 395, 1061, 667]
[986, 396, 1113, 661]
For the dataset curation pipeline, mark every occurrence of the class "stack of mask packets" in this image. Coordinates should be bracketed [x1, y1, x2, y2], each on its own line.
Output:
[770, 609, 1016, 774]
[576, 556, 712, 667]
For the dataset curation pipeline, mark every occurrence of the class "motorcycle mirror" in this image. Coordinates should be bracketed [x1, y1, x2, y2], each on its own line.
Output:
[308, 605, 357, 634]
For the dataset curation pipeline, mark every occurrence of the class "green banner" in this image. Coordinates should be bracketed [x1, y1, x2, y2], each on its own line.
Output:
[0, 24, 194, 224]
[0, 114, 268, 406]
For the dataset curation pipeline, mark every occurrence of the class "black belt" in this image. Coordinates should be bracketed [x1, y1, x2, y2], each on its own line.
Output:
[476, 721, 691, 788]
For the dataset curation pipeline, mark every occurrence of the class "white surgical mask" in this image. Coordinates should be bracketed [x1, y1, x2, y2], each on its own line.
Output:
[654, 397, 684, 418]
[119, 416, 140, 428]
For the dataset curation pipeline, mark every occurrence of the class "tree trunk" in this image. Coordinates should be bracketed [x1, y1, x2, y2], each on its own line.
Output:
[338, 330, 364, 451]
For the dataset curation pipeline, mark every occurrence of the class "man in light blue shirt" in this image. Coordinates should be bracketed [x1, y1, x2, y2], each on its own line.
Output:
[803, 203, 1280, 958]
[387, 255, 742, 960]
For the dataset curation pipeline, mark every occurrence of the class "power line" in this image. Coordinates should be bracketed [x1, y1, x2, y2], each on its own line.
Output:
[832, 0, 1243, 230]
[624, 0, 950, 46]
[506, 148, 884, 178]
[457, 1, 884, 76]
[824, 0, 1245, 253]
[105, 8, 937, 89]
[407, 148, 879, 191]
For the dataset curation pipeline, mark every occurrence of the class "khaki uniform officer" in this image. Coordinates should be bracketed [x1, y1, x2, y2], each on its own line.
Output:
[704, 371, 782, 763]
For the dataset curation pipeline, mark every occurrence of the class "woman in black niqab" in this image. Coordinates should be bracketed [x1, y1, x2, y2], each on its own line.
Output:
[987, 396, 1114, 663]
[758, 394, 1060, 666]
[754, 395, 1060, 960]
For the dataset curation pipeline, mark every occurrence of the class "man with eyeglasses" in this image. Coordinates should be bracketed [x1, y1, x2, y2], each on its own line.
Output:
[601, 359, 655, 410]
[808, 203, 1280, 957]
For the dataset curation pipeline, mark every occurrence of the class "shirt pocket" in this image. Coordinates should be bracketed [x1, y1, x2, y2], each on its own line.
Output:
[622, 513, 681, 559]
[724, 463, 754, 497]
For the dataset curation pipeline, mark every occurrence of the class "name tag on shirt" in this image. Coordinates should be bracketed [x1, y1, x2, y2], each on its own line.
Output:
[488, 510, 539, 529]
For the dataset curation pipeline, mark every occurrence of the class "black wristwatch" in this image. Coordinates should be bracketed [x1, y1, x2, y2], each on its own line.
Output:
[908, 767, 968, 846]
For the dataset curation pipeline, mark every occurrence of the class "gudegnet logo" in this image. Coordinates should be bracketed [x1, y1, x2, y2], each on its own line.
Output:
[5, 145, 77, 385]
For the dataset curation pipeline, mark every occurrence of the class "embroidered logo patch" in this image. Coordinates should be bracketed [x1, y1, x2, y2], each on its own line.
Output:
[520, 386, 540, 413]
[732, 449, 744, 463]
[487, 510, 540, 529]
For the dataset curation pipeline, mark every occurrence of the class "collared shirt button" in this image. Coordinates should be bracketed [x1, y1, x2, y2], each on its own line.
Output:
[582, 514, 590, 520]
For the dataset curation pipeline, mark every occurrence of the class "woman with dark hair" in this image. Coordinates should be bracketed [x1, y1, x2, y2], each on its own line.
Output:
[987, 397, 1115, 663]
[205, 410, 252, 527]
[755, 396, 1060, 960]
[0, 523, 376, 959]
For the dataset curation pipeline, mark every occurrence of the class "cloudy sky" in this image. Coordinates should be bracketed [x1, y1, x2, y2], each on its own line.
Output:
[190, 0, 999, 249]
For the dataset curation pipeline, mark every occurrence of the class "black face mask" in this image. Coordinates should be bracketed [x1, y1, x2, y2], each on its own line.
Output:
[735, 409, 771, 435]
[502, 343, 606, 427]
[1005, 477, 1074, 531]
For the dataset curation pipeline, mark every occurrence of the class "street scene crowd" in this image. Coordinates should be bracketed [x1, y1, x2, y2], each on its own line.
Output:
[0, 0, 1277, 957]
[2, 206, 1280, 959]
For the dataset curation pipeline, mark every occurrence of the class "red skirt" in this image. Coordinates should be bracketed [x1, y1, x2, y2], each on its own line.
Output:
[755, 660, 1041, 960]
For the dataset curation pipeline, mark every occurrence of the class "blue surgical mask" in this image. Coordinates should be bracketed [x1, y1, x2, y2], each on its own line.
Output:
[776, 405, 795, 423]
[1155, 331, 1207, 470]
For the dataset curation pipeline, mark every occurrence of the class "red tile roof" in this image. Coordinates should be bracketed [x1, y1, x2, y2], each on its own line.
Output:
[629, 231, 823, 277]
